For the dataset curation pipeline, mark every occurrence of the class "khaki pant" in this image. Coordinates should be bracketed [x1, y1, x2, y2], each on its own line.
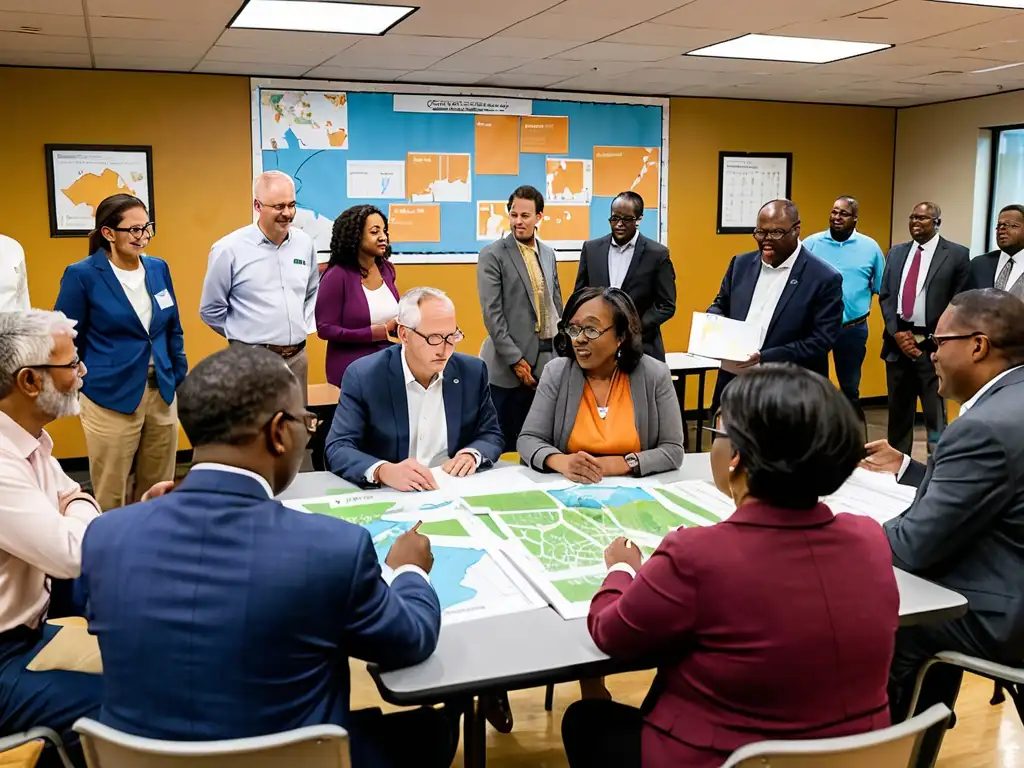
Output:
[80, 389, 178, 511]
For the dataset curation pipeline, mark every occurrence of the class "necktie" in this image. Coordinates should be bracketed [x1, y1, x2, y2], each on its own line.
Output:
[901, 245, 924, 321]
[996, 256, 1015, 291]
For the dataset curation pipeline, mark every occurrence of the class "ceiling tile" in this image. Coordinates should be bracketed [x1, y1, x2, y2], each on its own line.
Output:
[0, 49, 89, 66]
[318, 51, 443, 70]
[458, 36, 586, 58]
[0, 0, 81, 14]
[395, 70, 488, 84]
[94, 54, 199, 71]
[346, 33, 477, 56]
[654, 55, 813, 74]
[430, 53, 533, 73]
[913, 13, 1024, 54]
[87, 0, 240, 21]
[303, 65, 412, 81]
[552, 42, 689, 62]
[599, 23, 733, 49]
[205, 45, 331, 67]
[90, 37, 211, 57]
[0, 29, 87, 52]
[478, 72, 573, 88]
[0, 11, 84, 35]
[497, 12, 628, 41]
[89, 17, 221, 45]
[216, 28, 362, 53]
[502, 59, 614, 77]
[392, 0, 562, 38]
[194, 59, 311, 76]
[552, 0, 695, 14]
[653, 0, 888, 33]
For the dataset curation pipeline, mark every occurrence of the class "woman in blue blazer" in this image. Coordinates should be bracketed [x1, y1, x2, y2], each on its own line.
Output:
[54, 194, 187, 510]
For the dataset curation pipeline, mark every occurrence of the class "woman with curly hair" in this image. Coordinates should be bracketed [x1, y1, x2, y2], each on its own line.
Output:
[315, 204, 399, 387]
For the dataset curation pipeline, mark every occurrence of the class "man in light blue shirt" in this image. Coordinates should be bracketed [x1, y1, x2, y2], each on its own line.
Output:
[803, 196, 885, 425]
[200, 170, 319, 399]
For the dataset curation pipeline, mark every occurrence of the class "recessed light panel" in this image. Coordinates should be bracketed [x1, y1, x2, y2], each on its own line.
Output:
[686, 34, 891, 64]
[929, 0, 1024, 8]
[230, 0, 417, 35]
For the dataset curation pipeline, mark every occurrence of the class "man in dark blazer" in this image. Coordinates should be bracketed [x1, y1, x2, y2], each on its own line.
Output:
[879, 202, 970, 456]
[707, 199, 843, 408]
[574, 192, 676, 360]
[863, 289, 1024, 768]
[326, 287, 504, 490]
[969, 203, 1024, 298]
[81, 344, 456, 768]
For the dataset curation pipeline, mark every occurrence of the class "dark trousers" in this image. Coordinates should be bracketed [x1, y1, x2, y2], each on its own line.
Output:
[0, 624, 102, 768]
[832, 322, 869, 423]
[348, 706, 457, 768]
[562, 699, 643, 768]
[888, 613, 998, 768]
[885, 351, 947, 456]
[490, 383, 537, 454]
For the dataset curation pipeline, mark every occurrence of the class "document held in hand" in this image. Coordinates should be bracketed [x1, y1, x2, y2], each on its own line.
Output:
[688, 312, 761, 363]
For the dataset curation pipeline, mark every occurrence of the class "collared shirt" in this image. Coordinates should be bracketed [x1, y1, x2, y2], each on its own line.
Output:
[897, 234, 939, 327]
[364, 348, 480, 483]
[745, 244, 801, 345]
[199, 223, 319, 346]
[803, 230, 885, 323]
[0, 234, 30, 313]
[994, 251, 1024, 294]
[0, 410, 100, 633]
[190, 462, 273, 497]
[517, 240, 559, 339]
[607, 231, 639, 289]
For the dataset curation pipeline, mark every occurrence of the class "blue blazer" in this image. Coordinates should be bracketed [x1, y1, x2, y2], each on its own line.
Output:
[80, 468, 440, 748]
[325, 345, 504, 486]
[708, 246, 843, 397]
[54, 250, 187, 414]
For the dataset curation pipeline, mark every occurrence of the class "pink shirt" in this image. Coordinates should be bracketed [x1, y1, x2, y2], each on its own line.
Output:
[0, 409, 100, 632]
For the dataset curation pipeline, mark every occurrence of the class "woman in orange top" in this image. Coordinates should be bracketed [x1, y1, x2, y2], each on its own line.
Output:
[518, 287, 684, 483]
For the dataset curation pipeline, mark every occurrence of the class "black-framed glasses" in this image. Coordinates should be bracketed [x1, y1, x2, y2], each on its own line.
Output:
[277, 410, 318, 434]
[609, 215, 639, 224]
[830, 210, 855, 219]
[111, 222, 155, 238]
[929, 332, 984, 347]
[909, 214, 937, 223]
[257, 200, 297, 213]
[565, 324, 613, 341]
[752, 224, 799, 241]
[403, 326, 465, 347]
[18, 357, 83, 374]
[996, 221, 1023, 231]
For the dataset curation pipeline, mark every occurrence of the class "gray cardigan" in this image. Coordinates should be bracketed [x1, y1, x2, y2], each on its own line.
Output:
[517, 354, 685, 476]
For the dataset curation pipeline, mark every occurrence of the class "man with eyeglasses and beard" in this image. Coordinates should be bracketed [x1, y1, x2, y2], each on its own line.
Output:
[200, 170, 319, 400]
[969, 203, 1024, 297]
[707, 199, 844, 413]
[574, 192, 676, 361]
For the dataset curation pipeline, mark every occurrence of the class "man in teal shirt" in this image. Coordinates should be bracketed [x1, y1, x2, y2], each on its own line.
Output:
[804, 196, 885, 426]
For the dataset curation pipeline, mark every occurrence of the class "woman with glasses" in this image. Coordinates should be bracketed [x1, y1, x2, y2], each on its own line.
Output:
[54, 193, 187, 510]
[518, 286, 684, 484]
[561, 364, 899, 768]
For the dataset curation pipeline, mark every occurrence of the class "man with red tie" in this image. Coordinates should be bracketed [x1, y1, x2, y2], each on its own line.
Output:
[879, 202, 969, 455]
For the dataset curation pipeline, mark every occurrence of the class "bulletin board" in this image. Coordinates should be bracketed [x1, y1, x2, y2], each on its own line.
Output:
[250, 79, 669, 263]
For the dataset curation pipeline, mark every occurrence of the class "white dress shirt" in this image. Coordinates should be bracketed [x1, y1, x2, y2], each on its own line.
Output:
[994, 251, 1024, 293]
[607, 231, 639, 289]
[745, 244, 801, 345]
[0, 235, 30, 313]
[897, 234, 939, 327]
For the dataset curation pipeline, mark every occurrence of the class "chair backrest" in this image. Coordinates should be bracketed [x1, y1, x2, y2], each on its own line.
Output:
[0, 741, 44, 768]
[73, 720, 350, 768]
[720, 704, 951, 768]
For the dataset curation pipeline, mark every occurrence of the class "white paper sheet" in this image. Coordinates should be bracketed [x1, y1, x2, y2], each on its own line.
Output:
[688, 311, 761, 362]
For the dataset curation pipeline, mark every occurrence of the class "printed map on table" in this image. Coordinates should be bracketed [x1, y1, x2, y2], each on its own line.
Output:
[282, 491, 545, 624]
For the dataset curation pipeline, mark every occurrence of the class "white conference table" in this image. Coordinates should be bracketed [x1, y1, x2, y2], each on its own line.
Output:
[278, 455, 967, 768]
[664, 352, 721, 453]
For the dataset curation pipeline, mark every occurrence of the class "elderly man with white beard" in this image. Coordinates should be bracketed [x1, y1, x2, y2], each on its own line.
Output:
[0, 310, 105, 766]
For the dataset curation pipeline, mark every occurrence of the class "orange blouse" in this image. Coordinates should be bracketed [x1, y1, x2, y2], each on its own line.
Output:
[567, 372, 642, 456]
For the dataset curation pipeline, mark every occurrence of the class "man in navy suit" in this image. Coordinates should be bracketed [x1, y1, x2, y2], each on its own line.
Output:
[326, 287, 504, 491]
[80, 345, 455, 768]
[969, 203, 1024, 298]
[708, 199, 843, 409]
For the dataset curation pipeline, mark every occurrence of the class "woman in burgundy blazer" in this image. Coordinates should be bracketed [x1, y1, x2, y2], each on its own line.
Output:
[562, 364, 900, 768]
[316, 205, 399, 387]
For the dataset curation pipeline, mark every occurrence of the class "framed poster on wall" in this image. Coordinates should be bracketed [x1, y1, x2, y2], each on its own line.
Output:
[717, 152, 792, 234]
[45, 144, 154, 238]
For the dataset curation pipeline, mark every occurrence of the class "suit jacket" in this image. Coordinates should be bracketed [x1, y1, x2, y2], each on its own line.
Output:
[54, 250, 187, 414]
[708, 247, 843, 397]
[80, 468, 440, 748]
[574, 234, 676, 360]
[589, 502, 899, 768]
[477, 234, 563, 389]
[886, 366, 1024, 654]
[879, 237, 970, 362]
[325, 345, 504, 486]
[316, 261, 399, 387]
[517, 355, 684, 476]
[968, 249, 1000, 290]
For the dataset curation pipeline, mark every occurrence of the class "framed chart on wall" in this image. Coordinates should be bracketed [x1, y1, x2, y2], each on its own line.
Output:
[716, 151, 792, 235]
[45, 144, 155, 238]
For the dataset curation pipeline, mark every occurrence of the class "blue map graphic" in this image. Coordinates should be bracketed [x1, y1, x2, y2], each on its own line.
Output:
[549, 486, 655, 510]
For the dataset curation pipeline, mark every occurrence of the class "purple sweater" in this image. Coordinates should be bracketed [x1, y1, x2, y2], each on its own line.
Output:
[315, 261, 399, 387]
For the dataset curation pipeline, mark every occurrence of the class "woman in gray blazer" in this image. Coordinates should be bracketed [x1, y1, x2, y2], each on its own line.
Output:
[518, 286, 684, 482]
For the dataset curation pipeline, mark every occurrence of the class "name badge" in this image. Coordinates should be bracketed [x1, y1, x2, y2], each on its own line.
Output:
[154, 289, 174, 310]
[293, 258, 307, 266]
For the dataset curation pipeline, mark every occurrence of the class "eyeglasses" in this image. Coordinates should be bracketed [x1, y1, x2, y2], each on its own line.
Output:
[403, 326, 465, 347]
[909, 214, 936, 223]
[111, 223, 155, 238]
[19, 357, 84, 374]
[929, 332, 984, 347]
[609, 215, 639, 224]
[752, 224, 799, 241]
[996, 222, 1023, 231]
[257, 200, 297, 213]
[830, 210, 855, 219]
[565, 324, 613, 341]
[278, 410, 319, 434]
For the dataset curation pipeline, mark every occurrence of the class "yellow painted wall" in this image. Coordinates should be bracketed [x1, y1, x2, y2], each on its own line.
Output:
[0, 67, 897, 458]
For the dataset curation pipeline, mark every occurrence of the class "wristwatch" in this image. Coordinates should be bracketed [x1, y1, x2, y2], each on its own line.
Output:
[624, 453, 640, 477]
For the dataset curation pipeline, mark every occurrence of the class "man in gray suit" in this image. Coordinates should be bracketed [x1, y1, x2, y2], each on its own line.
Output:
[863, 288, 1024, 766]
[478, 185, 564, 453]
[879, 202, 970, 456]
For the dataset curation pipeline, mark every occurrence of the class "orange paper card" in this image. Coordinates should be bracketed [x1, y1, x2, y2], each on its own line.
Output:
[475, 115, 520, 175]
[520, 116, 569, 154]
[388, 203, 442, 243]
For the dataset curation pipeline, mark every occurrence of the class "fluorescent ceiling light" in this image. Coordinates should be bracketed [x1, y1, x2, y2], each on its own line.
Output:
[973, 61, 1024, 72]
[686, 34, 891, 64]
[230, 0, 417, 35]
[928, 0, 1024, 8]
